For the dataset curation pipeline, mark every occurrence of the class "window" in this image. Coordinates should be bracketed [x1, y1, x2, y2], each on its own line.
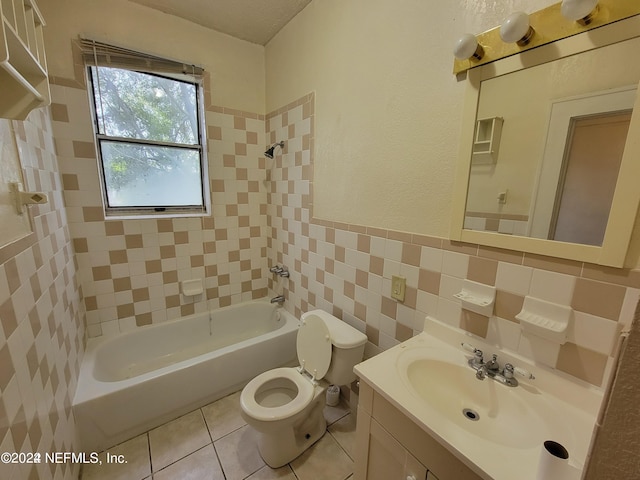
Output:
[84, 41, 209, 216]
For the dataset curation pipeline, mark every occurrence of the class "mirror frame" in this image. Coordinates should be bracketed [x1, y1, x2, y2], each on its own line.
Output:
[451, 15, 640, 267]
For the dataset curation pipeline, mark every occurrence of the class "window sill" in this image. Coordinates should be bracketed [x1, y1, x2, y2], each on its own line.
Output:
[104, 210, 211, 221]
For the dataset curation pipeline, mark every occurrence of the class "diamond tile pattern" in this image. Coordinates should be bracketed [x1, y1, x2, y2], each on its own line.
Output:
[0, 110, 85, 480]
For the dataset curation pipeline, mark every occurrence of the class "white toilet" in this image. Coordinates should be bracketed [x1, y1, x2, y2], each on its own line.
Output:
[240, 309, 367, 468]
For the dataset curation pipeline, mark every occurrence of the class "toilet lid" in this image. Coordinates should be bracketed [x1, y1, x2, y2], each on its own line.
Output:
[296, 314, 331, 380]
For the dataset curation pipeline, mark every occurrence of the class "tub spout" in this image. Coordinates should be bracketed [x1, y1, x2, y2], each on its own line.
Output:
[270, 295, 285, 304]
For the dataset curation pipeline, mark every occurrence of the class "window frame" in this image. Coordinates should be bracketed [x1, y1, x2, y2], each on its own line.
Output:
[86, 65, 211, 218]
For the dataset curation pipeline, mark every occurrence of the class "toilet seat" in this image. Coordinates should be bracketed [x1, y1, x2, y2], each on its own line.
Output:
[241, 367, 315, 422]
[241, 314, 332, 423]
[296, 314, 332, 381]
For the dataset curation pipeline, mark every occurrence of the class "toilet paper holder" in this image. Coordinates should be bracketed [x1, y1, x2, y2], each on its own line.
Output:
[537, 440, 570, 480]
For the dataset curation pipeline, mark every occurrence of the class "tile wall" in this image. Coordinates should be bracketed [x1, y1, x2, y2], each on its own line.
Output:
[267, 93, 640, 390]
[46, 67, 640, 392]
[0, 109, 85, 480]
[50, 72, 269, 337]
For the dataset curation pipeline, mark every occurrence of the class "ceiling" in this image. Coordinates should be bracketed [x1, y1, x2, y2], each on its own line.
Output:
[129, 0, 312, 45]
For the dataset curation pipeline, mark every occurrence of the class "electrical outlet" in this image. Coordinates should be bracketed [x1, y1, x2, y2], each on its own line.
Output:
[391, 275, 406, 302]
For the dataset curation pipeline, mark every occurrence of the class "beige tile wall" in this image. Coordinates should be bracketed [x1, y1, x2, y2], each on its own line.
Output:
[50, 74, 269, 337]
[0, 109, 85, 480]
[267, 93, 640, 389]
[46, 69, 640, 391]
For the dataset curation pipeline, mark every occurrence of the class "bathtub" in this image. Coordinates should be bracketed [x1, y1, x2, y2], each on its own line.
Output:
[73, 300, 299, 452]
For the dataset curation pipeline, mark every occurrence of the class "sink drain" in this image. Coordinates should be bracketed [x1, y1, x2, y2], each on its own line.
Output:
[462, 408, 480, 421]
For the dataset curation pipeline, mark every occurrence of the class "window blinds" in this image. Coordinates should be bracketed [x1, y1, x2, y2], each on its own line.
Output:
[79, 38, 204, 78]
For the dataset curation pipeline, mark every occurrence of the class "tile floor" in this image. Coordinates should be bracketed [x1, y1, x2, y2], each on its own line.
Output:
[80, 391, 356, 480]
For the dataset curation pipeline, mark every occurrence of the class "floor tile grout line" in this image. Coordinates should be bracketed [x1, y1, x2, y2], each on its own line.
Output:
[211, 442, 228, 480]
[326, 428, 354, 463]
[146, 432, 153, 477]
[151, 444, 215, 478]
[87, 395, 354, 480]
[149, 409, 213, 475]
[198, 405, 229, 479]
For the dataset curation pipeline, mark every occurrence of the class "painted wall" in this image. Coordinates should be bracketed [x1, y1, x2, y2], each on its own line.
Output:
[584, 301, 640, 480]
[264, 2, 640, 477]
[39, 0, 265, 114]
[4, 1, 636, 477]
[265, 0, 558, 236]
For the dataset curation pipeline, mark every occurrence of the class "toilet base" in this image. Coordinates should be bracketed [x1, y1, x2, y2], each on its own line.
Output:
[255, 393, 327, 468]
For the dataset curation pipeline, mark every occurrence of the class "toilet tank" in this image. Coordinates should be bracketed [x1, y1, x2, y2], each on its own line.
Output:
[301, 310, 367, 386]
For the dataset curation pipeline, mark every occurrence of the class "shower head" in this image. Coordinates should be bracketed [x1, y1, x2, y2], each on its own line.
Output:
[264, 141, 285, 159]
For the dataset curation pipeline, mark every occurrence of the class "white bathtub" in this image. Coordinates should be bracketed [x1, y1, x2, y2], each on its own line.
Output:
[73, 300, 299, 452]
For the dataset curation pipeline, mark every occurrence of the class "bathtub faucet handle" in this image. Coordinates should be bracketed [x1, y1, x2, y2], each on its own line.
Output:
[270, 265, 290, 278]
[270, 295, 285, 305]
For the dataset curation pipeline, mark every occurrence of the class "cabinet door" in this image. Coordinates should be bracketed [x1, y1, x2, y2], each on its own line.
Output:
[367, 419, 427, 480]
[427, 472, 440, 480]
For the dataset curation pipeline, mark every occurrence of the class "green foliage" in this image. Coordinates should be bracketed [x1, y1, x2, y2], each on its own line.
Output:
[90, 67, 201, 192]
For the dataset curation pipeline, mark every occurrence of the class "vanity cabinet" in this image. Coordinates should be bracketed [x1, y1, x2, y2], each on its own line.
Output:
[361, 414, 428, 480]
[354, 380, 482, 480]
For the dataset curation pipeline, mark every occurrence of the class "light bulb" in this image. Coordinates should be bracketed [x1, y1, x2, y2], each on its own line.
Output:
[500, 11, 535, 46]
[561, 0, 599, 25]
[453, 34, 484, 61]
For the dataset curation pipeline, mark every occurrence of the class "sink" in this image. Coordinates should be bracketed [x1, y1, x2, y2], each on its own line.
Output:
[354, 319, 600, 480]
[397, 349, 565, 449]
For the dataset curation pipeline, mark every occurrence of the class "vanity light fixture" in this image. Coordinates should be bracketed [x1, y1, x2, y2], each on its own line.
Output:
[500, 11, 535, 46]
[453, 33, 485, 61]
[451, 0, 640, 75]
[561, 0, 599, 25]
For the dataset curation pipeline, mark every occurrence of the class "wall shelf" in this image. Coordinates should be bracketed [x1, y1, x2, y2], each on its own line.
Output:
[516, 296, 572, 345]
[453, 279, 496, 317]
[472, 117, 502, 164]
[0, 0, 49, 120]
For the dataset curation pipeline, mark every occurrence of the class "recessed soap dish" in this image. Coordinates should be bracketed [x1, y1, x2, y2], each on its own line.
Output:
[181, 278, 203, 297]
[516, 296, 572, 345]
[453, 280, 496, 316]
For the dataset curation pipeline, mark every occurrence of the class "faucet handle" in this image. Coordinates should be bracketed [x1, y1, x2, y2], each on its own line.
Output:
[486, 353, 500, 372]
[461, 342, 477, 353]
[513, 366, 535, 380]
[503, 363, 515, 379]
[461, 343, 484, 365]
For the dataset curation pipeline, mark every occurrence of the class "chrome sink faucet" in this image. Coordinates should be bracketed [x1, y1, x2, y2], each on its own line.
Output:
[461, 343, 535, 387]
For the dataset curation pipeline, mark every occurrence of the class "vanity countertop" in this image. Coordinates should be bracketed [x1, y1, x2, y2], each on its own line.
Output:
[354, 317, 602, 480]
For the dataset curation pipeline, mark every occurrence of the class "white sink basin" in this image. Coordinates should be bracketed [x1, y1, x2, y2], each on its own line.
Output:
[399, 353, 555, 448]
[354, 317, 601, 480]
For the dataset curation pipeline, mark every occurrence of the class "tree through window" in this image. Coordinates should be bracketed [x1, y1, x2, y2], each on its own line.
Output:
[88, 66, 208, 215]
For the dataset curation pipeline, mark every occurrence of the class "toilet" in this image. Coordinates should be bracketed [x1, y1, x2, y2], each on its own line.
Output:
[240, 309, 367, 468]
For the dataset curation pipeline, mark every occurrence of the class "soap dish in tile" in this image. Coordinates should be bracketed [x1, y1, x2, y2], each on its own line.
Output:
[516, 296, 572, 344]
[453, 279, 496, 316]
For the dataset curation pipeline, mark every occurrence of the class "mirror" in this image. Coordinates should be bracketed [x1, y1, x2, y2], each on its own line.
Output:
[451, 15, 640, 267]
